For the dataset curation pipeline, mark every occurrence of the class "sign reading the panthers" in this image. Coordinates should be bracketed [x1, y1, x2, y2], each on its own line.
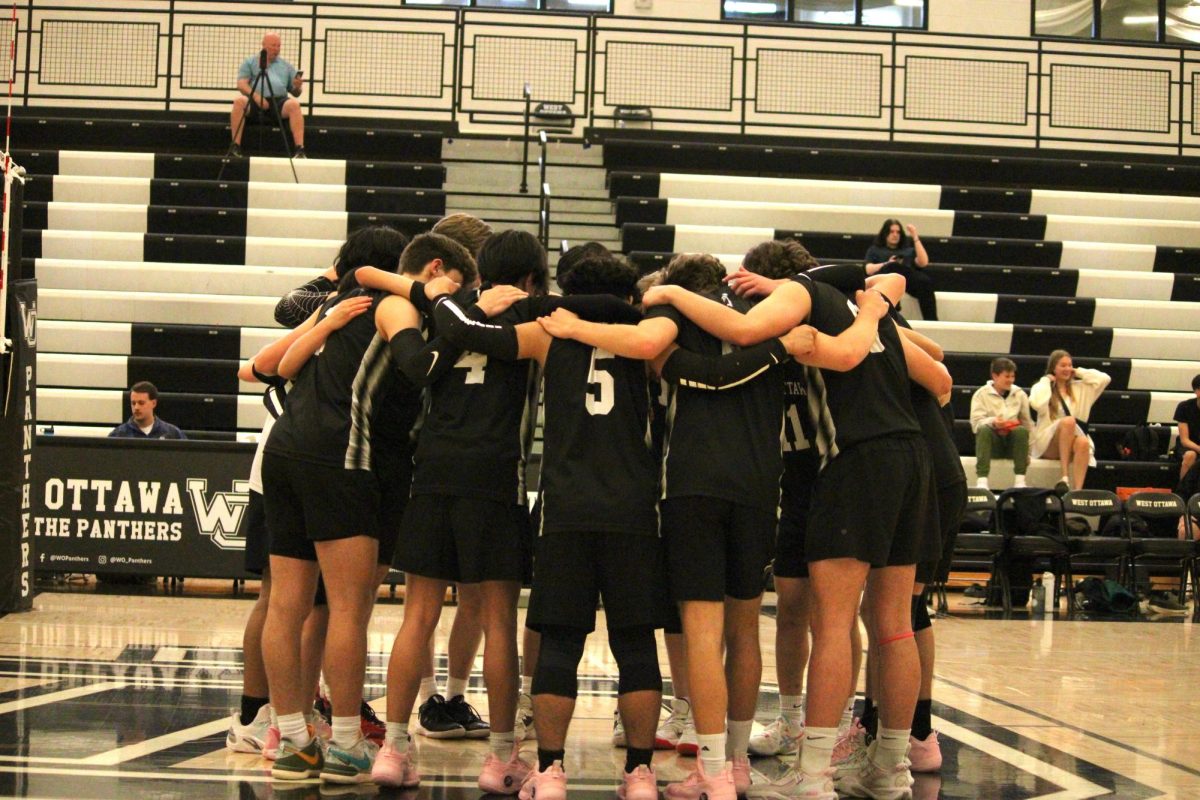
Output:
[33, 437, 255, 578]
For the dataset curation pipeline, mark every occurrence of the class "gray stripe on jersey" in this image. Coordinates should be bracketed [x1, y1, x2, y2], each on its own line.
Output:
[345, 334, 391, 470]
[660, 385, 678, 500]
[805, 365, 839, 469]
[515, 361, 542, 504]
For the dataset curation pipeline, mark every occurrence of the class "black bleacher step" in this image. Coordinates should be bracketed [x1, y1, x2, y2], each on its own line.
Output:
[22, 201, 47, 231]
[626, 251, 674, 275]
[127, 356, 240, 396]
[1171, 273, 1200, 302]
[939, 186, 1032, 213]
[118, 389, 237, 432]
[995, 295, 1095, 327]
[156, 154, 248, 182]
[1009, 324, 1113, 358]
[132, 322, 241, 361]
[621, 223, 674, 254]
[151, 154, 446, 188]
[615, 197, 668, 227]
[931, 265, 1078, 297]
[23, 174, 53, 202]
[22, 229, 41, 260]
[345, 187, 446, 216]
[777, 230, 1063, 267]
[13, 114, 444, 162]
[1154, 245, 1200, 275]
[609, 171, 661, 199]
[144, 233, 247, 265]
[346, 212, 439, 238]
[949, 384, 1150, 425]
[951, 211, 1047, 241]
[151, 179, 248, 209]
[148, 207, 247, 237]
[942, 354, 1130, 390]
[12, 150, 58, 176]
[1091, 461, 1177, 492]
[600, 137, 1200, 195]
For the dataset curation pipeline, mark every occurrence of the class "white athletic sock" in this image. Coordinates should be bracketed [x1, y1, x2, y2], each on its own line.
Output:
[331, 715, 359, 749]
[697, 732, 726, 776]
[975, 477, 989, 489]
[447, 676, 469, 700]
[1014, 474, 1027, 488]
[671, 696, 691, 715]
[385, 724, 410, 751]
[489, 730, 515, 759]
[520, 675, 534, 696]
[726, 719, 753, 760]
[839, 699, 855, 732]
[277, 712, 311, 748]
[873, 727, 910, 769]
[419, 676, 440, 702]
[799, 726, 838, 776]
[780, 694, 805, 729]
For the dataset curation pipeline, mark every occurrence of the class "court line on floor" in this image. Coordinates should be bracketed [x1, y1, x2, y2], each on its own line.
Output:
[78, 717, 233, 765]
[0, 681, 126, 715]
[936, 674, 1200, 781]
[933, 714, 1109, 800]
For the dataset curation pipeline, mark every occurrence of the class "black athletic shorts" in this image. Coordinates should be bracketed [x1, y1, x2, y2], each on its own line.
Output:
[395, 494, 528, 583]
[263, 452, 381, 562]
[661, 496, 776, 601]
[244, 490, 269, 575]
[246, 95, 289, 122]
[773, 509, 810, 580]
[526, 531, 671, 633]
[374, 448, 413, 567]
[806, 436, 939, 569]
[918, 480, 968, 585]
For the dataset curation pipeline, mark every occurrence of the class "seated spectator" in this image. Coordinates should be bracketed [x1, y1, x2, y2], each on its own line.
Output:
[228, 32, 305, 159]
[1029, 350, 1110, 493]
[1173, 374, 1200, 483]
[970, 357, 1033, 490]
[864, 218, 935, 320]
[109, 381, 186, 439]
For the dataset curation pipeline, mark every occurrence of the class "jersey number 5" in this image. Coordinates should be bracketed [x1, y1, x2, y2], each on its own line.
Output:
[586, 348, 615, 416]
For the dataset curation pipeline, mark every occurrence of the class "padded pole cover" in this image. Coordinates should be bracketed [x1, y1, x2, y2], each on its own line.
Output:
[1, 279, 37, 613]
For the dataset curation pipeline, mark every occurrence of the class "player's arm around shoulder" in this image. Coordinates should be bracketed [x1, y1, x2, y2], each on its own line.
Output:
[539, 309, 678, 362]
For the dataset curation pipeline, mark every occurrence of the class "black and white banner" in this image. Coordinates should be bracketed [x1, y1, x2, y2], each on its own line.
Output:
[0, 280, 37, 612]
[34, 437, 255, 578]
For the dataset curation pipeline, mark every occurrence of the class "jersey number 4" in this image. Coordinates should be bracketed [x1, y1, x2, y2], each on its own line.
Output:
[586, 349, 615, 416]
[455, 352, 487, 384]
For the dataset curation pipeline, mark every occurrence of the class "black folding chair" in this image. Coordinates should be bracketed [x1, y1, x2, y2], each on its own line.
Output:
[995, 488, 1072, 616]
[1125, 491, 1193, 615]
[1061, 490, 1129, 613]
[939, 488, 1003, 612]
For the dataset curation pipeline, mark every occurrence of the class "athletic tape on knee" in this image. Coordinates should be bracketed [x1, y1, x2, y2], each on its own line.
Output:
[609, 627, 662, 695]
[878, 630, 915, 646]
[531, 629, 586, 699]
[911, 595, 932, 633]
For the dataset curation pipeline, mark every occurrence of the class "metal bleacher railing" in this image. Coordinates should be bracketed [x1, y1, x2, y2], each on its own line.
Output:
[10, 0, 1200, 157]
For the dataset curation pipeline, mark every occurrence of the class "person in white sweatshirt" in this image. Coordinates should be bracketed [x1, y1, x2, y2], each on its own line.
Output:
[969, 357, 1034, 490]
[1029, 349, 1111, 493]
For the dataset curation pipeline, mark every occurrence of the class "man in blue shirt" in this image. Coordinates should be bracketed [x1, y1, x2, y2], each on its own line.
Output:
[109, 382, 187, 440]
[228, 32, 306, 158]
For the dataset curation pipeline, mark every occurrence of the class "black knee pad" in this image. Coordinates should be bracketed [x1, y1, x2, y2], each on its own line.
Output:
[532, 627, 586, 699]
[609, 626, 662, 695]
[911, 594, 932, 633]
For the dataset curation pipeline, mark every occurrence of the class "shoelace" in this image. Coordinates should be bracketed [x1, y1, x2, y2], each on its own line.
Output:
[449, 697, 485, 724]
[360, 701, 383, 725]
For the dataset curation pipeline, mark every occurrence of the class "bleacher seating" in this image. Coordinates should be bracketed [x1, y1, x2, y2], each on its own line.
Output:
[604, 144, 1200, 491]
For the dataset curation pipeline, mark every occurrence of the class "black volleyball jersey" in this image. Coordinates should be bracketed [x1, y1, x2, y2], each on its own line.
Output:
[410, 297, 542, 504]
[780, 359, 820, 518]
[538, 338, 658, 536]
[266, 289, 411, 470]
[648, 290, 785, 513]
[893, 314, 965, 489]
[793, 274, 921, 467]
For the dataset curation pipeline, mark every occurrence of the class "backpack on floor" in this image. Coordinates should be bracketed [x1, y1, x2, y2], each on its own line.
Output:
[1119, 423, 1163, 461]
[1074, 577, 1137, 613]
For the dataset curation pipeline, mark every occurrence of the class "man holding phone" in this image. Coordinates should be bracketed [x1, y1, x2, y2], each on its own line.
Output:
[970, 357, 1034, 490]
[229, 32, 307, 158]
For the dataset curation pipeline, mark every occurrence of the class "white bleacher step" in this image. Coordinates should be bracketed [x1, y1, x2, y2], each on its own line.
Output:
[44, 202, 357, 240]
[933, 292, 1200, 332]
[37, 321, 282, 359]
[960, 457, 1066, 490]
[43, 175, 351, 212]
[40, 288, 280, 328]
[909, 321, 1200, 362]
[39, 230, 342, 268]
[37, 387, 267, 430]
[36, 259, 316, 297]
[663, 199, 955, 237]
[50, 150, 353, 185]
[37, 353, 259, 394]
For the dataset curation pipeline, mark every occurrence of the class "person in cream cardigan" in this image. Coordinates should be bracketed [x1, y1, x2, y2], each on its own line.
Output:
[1029, 349, 1111, 493]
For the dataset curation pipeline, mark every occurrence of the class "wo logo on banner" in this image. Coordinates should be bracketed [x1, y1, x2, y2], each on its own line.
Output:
[186, 478, 250, 550]
[18, 298, 36, 347]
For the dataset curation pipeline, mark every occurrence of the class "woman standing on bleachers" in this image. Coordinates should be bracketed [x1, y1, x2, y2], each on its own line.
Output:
[1029, 350, 1111, 494]
[864, 218, 936, 320]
